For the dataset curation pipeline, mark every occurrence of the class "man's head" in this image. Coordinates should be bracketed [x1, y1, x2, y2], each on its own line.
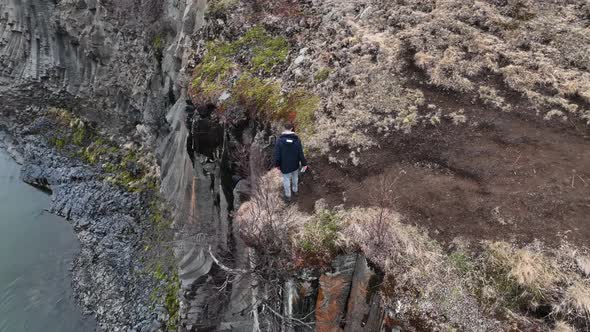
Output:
[283, 122, 295, 132]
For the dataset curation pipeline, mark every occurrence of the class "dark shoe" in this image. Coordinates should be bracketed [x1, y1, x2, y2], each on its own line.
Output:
[292, 191, 299, 198]
[283, 195, 292, 204]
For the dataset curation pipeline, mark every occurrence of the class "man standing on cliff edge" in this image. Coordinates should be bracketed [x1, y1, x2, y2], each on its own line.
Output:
[275, 123, 308, 203]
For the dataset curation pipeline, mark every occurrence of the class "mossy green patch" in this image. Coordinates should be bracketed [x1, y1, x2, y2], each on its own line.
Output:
[191, 26, 320, 132]
[151, 264, 180, 331]
[206, 0, 238, 17]
[191, 26, 289, 99]
[50, 136, 66, 150]
[152, 34, 165, 62]
[45, 108, 158, 194]
[232, 74, 283, 116]
[314, 67, 332, 82]
[72, 125, 88, 146]
[243, 27, 289, 73]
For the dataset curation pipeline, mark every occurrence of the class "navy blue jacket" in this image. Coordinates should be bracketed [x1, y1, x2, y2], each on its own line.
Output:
[274, 132, 307, 174]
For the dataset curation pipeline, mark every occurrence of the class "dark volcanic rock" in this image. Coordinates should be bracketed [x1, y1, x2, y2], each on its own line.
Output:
[19, 141, 158, 331]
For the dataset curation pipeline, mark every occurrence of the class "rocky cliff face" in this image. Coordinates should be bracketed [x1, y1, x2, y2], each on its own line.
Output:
[1, 0, 205, 134]
[0, 0, 209, 330]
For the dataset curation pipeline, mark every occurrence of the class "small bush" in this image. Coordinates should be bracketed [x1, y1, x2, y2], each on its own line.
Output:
[295, 209, 343, 264]
[236, 169, 308, 260]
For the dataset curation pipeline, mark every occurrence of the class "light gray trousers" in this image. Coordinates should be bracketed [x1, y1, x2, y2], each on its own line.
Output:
[282, 170, 299, 197]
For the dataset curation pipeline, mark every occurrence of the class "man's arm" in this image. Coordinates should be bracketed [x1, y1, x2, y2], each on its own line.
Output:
[298, 140, 307, 167]
[274, 140, 281, 169]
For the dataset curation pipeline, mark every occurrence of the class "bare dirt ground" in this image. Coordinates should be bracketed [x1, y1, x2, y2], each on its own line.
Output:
[299, 82, 590, 248]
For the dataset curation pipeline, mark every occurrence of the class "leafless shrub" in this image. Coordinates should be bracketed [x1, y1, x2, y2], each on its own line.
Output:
[236, 169, 310, 270]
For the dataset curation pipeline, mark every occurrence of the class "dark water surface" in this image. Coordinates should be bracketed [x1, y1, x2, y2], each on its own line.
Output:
[0, 148, 95, 332]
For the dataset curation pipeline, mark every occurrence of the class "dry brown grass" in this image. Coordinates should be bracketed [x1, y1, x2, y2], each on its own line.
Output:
[237, 184, 590, 330]
[555, 281, 590, 320]
[286, 0, 590, 160]
[479, 241, 563, 314]
[575, 256, 590, 276]
[341, 207, 505, 330]
[554, 321, 576, 332]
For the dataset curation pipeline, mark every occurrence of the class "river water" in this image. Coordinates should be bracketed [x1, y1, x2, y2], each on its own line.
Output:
[0, 148, 95, 332]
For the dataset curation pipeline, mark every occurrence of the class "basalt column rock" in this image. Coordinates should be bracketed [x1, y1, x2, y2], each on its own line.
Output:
[343, 256, 383, 332]
[315, 254, 385, 332]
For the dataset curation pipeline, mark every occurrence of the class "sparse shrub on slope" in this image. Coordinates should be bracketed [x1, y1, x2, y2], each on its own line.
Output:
[235, 169, 310, 265]
[294, 208, 345, 266]
[235, 169, 590, 330]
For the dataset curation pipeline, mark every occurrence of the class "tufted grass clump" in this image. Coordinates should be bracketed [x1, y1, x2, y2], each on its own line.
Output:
[478, 242, 562, 312]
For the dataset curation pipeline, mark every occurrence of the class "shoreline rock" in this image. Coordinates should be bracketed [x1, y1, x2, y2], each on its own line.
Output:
[1, 125, 162, 331]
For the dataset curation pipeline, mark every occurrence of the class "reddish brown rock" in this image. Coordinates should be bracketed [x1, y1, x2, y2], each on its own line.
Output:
[344, 255, 382, 331]
[315, 255, 357, 332]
